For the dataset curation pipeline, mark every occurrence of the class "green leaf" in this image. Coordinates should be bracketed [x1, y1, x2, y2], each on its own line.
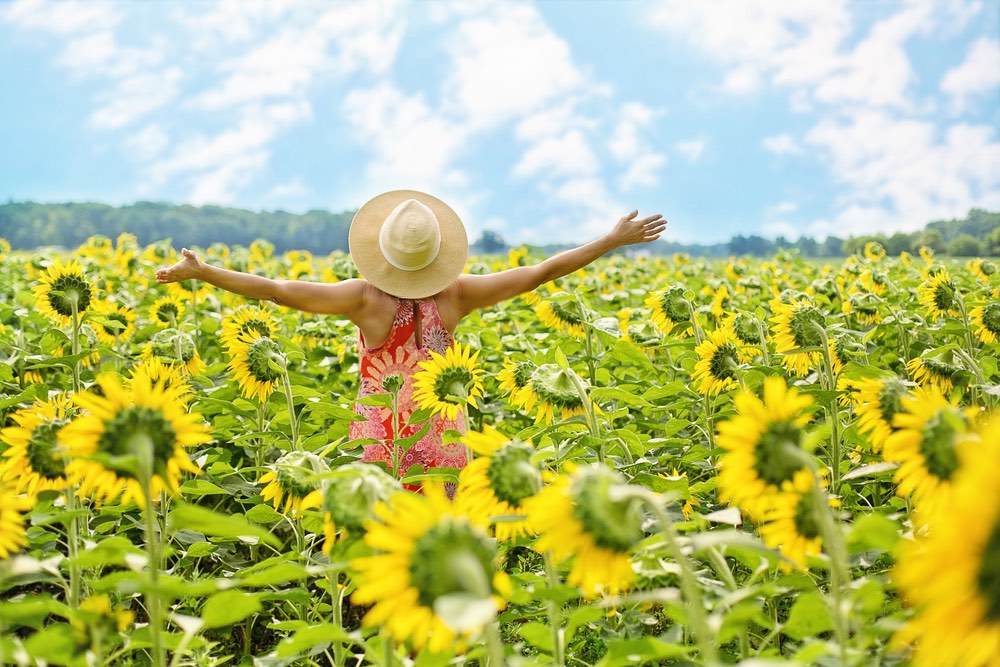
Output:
[303, 401, 365, 422]
[241, 562, 311, 587]
[842, 461, 897, 481]
[595, 637, 691, 666]
[610, 338, 657, 374]
[168, 502, 280, 547]
[201, 590, 262, 629]
[359, 393, 394, 407]
[275, 623, 354, 657]
[565, 605, 604, 643]
[782, 593, 834, 640]
[245, 503, 284, 525]
[520, 621, 553, 652]
[848, 513, 901, 553]
[185, 542, 218, 558]
[179, 479, 230, 497]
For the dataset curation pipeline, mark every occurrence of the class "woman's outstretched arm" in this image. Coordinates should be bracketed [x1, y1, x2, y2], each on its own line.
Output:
[155, 248, 366, 316]
[452, 210, 666, 316]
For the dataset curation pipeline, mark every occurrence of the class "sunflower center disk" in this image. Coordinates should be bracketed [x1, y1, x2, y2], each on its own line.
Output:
[27, 420, 69, 480]
[486, 444, 541, 506]
[410, 521, 496, 608]
[977, 518, 1000, 621]
[570, 468, 643, 553]
[710, 344, 739, 381]
[246, 337, 283, 383]
[99, 407, 177, 478]
[753, 421, 807, 487]
[919, 410, 963, 481]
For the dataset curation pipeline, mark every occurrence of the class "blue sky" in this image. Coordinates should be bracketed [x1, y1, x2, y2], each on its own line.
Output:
[1, 0, 998, 246]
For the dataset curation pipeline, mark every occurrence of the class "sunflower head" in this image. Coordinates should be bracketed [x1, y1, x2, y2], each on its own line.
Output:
[693, 328, 741, 395]
[259, 450, 328, 515]
[759, 469, 826, 570]
[729, 312, 763, 346]
[142, 328, 205, 376]
[863, 241, 886, 261]
[917, 270, 959, 319]
[906, 352, 963, 394]
[536, 292, 588, 338]
[412, 342, 484, 420]
[846, 292, 882, 325]
[645, 286, 691, 336]
[569, 466, 644, 553]
[322, 462, 401, 549]
[967, 257, 996, 283]
[150, 295, 185, 328]
[33, 258, 94, 326]
[91, 300, 137, 345]
[771, 301, 827, 376]
[228, 334, 284, 403]
[527, 363, 590, 424]
[498, 359, 536, 411]
[0, 482, 31, 559]
[918, 245, 935, 264]
[352, 485, 508, 652]
[969, 303, 1000, 345]
[220, 305, 277, 352]
[856, 376, 911, 452]
[0, 394, 76, 496]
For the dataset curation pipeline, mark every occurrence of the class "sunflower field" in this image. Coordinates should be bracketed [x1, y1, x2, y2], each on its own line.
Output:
[1, 234, 999, 667]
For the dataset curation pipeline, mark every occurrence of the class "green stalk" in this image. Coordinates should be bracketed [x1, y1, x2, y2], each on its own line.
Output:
[567, 370, 602, 463]
[955, 293, 978, 360]
[705, 546, 748, 659]
[70, 298, 81, 395]
[278, 363, 299, 450]
[544, 552, 565, 667]
[810, 485, 851, 667]
[64, 486, 82, 610]
[485, 620, 505, 666]
[328, 570, 346, 667]
[812, 323, 843, 495]
[135, 435, 165, 667]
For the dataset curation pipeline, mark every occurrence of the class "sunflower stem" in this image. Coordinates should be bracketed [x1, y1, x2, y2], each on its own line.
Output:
[70, 297, 81, 395]
[705, 546, 749, 660]
[754, 318, 771, 366]
[543, 552, 565, 667]
[810, 485, 851, 667]
[955, 292, 978, 361]
[328, 569, 346, 667]
[812, 323, 843, 496]
[485, 620, 505, 666]
[64, 486, 82, 610]
[279, 364, 300, 450]
[640, 493, 718, 667]
[135, 436, 166, 667]
[567, 370, 602, 462]
[382, 635, 395, 667]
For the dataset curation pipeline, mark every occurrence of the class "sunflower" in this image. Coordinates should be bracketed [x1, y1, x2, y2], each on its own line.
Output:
[128, 358, 192, 403]
[497, 359, 538, 414]
[917, 270, 959, 320]
[0, 237, 10, 257]
[770, 300, 828, 377]
[855, 376, 911, 453]
[321, 462, 401, 553]
[892, 416, 1000, 666]
[645, 286, 693, 338]
[227, 333, 283, 403]
[882, 387, 976, 515]
[844, 292, 883, 326]
[525, 465, 640, 597]
[71, 594, 135, 652]
[692, 328, 742, 395]
[351, 484, 509, 653]
[458, 425, 543, 541]
[524, 363, 593, 425]
[412, 342, 485, 421]
[32, 257, 94, 327]
[0, 394, 76, 497]
[900, 251, 913, 267]
[863, 241, 886, 261]
[717, 377, 815, 518]
[90, 300, 137, 346]
[220, 305, 278, 352]
[258, 451, 327, 515]
[918, 246, 935, 264]
[969, 303, 1000, 345]
[906, 354, 960, 394]
[726, 312, 764, 352]
[535, 292, 587, 338]
[149, 294, 185, 328]
[0, 483, 30, 559]
[967, 257, 996, 284]
[60, 373, 210, 508]
[141, 328, 205, 376]
[758, 469, 826, 570]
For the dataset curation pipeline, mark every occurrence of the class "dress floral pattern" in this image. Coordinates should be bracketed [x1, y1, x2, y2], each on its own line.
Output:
[352, 299, 467, 479]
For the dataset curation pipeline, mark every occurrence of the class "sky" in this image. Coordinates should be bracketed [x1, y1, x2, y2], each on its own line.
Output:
[0, 0, 998, 246]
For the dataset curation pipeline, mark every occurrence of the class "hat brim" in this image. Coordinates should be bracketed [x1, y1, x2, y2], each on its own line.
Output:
[349, 190, 468, 299]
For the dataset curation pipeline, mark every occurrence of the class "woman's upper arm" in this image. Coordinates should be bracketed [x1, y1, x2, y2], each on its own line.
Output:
[455, 266, 546, 314]
[271, 278, 367, 316]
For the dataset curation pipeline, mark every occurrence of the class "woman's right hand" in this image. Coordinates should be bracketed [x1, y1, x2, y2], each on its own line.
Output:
[155, 248, 203, 284]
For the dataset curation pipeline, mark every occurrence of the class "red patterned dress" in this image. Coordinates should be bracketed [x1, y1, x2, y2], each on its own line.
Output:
[351, 298, 468, 478]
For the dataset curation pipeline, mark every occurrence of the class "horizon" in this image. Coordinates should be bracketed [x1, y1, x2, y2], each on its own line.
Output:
[1, 1, 998, 246]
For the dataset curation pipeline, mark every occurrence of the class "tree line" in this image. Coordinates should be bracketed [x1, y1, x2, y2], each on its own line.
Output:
[1, 200, 997, 257]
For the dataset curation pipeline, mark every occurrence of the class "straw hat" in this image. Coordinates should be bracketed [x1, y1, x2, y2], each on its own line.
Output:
[349, 190, 468, 299]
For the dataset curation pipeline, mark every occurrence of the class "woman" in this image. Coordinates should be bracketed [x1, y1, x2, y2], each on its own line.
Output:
[156, 190, 666, 477]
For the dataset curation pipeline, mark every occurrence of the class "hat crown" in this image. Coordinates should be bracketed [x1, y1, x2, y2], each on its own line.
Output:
[378, 199, 442, 272]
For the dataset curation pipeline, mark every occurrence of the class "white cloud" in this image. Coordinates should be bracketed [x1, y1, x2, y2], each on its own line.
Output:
[804, 110, 1000, 236]
[941, 37, 1000, 109]
[0, 0, 119, 34]
[269, 177, 309, 200]
[767, 201, 799, 215]
[675, 138, 706, 163]
[90, 68, 182, 130]
[125, 124, 170, 160]
[607, 103, 666, 190]
[762, 133, 803, 155]
[513, 130, 599, 178]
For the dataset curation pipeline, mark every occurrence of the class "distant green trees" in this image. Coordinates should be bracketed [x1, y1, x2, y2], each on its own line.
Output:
[1, 201, 997, 258]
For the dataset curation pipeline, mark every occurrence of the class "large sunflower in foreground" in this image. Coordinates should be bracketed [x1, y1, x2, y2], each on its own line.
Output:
[32, 257, 93, 327]
[535, 293, 587, 338]
[717, 377, 815, 518]
[0, 394, 76, 497]
[692, 328, 742, 395]
[0, 483, 30, 559]
[770, 300, 828, 377]
[90, 300, 136, 346]
[60, 373, 211, 508]
[893, 417, 1000, 666]
[525, 465, 641, 598]
[412, 342, 485, 421]
[855, 376, 911, 453]
[969, 303, 1000, 345]
[227, 333, 283, 403]
[882, 387, 976, 516]
[645, 286, 693, 337]
[458, 425, 544, 541]
[259, 451, 327, 515]
[916, 269, 959, 320]
[351, 484, 509, 653]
